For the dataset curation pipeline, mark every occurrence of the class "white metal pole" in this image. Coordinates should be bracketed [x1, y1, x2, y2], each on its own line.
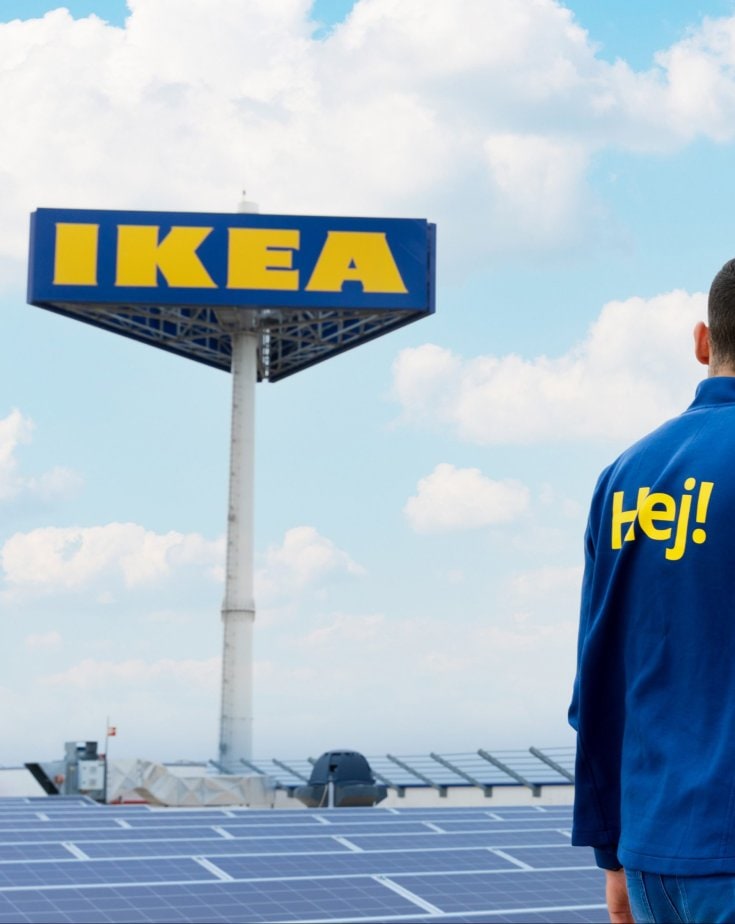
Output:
[218, 325, 258, 767]
[104, 717, 109, 804]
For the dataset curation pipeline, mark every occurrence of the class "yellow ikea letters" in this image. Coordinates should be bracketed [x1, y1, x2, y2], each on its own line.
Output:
[227, 228, 300, 291]
[53, 223, 99, 286]
[610, 478, 714, 561]
[305, 232, 407, 293]
[52, 222, 408, 294]
[116, 226, 216, 288]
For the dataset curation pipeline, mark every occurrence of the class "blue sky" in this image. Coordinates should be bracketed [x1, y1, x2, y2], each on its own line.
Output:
[0, 0, 733, 765]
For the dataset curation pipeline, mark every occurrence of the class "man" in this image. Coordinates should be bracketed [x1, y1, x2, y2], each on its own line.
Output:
[569, 259, 735, 924]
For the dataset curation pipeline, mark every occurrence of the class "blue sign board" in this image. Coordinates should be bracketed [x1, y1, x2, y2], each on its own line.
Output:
[27, 208, 436, 380]
[29, 208, 434, 310]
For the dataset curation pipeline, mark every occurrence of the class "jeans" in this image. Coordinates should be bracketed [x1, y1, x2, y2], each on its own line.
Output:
[626, 869, 735, 923]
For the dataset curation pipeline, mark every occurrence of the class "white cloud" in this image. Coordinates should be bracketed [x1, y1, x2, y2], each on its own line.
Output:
[25, 467, 84, 501]
[6, 0, 735, 763]
[0, 655, 222, 761]
[42, 656, 220, 691]
[508, 564, 583, 603]
[6, 559, 582, 759]
[404, 463, 530, 533]
[0, 410, 32, 500]
[3, 605, 580, 760]
[1, 520, 359, 626]
[392, 289, 704, 445]
[144, 608, 194, 626]
[653, 16, 735, 144]
[24, 630, 62, 650]
[482, 133, 590, 250]
[0, 409, 82, 503]
[301, 611, 384, 647]
[255, 526, 364, 602]
[2, 2, 735, 278]
[258, 606, 578, 752]
[1, 523, 224, 594]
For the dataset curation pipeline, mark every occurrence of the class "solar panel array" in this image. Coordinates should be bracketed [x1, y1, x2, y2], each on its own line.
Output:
[0, 797, 606, 923]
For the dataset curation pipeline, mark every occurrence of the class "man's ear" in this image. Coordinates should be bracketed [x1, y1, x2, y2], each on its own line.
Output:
[694, 322, 711, 366]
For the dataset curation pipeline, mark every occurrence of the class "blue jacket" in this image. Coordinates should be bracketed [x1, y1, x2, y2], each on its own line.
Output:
[570, 376, 735, 874]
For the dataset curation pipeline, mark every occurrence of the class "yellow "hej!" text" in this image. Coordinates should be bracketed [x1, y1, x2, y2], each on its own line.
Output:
[610, 478, 714, 561]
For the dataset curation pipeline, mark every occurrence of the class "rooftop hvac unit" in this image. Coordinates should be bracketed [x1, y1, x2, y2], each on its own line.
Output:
[295, 750, 387, 808]
[25, 741, 106, 801]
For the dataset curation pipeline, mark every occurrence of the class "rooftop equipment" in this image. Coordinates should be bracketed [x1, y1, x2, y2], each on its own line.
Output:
[295, 750, 387, 808]
[25, 740, 106, 801]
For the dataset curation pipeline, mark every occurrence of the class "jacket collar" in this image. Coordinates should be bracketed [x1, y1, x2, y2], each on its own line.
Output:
[689, 376, 735, 409]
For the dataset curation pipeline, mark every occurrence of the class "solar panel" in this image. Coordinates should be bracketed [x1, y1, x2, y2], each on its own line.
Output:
[0, 798, 607, 923]
[342, 830, 575, 851]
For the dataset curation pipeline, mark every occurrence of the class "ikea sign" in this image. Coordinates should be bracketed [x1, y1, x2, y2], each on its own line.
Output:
[28, 208, 435, 312]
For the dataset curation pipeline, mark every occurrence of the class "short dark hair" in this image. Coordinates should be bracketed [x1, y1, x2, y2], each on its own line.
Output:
[708, 259, 735, 368]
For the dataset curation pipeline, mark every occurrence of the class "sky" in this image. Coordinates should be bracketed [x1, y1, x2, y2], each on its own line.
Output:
[1, 0, 734, 767]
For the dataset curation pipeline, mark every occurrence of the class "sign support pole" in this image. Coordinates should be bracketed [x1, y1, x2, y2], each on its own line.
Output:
[218, 322, 258, 767]
[27, 206, 435, 770]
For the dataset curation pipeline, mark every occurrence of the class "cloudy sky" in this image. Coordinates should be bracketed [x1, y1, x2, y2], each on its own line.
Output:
[1, 0, 733, 766]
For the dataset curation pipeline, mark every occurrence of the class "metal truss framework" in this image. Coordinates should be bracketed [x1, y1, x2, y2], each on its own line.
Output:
[231, 746, 576, 799]
[37, 301, 423, 382]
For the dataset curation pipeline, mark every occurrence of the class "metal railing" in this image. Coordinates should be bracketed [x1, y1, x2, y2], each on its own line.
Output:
[236, 746, 575, 797]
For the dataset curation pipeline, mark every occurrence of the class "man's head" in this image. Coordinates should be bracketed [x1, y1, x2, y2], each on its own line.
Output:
[695, 259, 735, 375]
